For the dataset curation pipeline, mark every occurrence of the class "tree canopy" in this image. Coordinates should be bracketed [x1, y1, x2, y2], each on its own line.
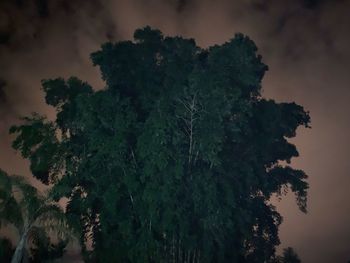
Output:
[9, 26, 310, 262]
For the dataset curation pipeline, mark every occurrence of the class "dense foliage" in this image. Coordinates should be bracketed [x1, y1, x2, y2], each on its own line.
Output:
[9, 27, 310, 262]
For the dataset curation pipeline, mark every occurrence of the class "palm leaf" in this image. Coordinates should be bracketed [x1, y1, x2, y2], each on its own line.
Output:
[34, 203, 74, 241]
[0, 171, 24, 230]
[0, 195, 23, 229]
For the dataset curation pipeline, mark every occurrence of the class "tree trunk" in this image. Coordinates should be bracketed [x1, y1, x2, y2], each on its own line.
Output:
[11, 230, 28, 263]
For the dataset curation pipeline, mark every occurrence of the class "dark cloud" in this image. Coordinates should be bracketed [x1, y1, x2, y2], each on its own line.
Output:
[0, 0, 349, 262]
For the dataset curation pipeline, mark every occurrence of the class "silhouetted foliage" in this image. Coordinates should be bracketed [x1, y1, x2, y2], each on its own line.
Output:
[9, 27, 310, 262]
[271, 247, 301, 263]
[281, 247, 301, 263]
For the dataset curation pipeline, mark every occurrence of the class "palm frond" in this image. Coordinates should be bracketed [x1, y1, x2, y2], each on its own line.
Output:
[2, 173, 46, 226]
[34, 203, 74, 241]
[0, 195, 24, 230]
[27, 225, 48, 246]
[0, 170, 24, 230]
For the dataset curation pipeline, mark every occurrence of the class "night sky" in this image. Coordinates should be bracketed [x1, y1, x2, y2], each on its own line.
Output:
[0, 0, 349, 262]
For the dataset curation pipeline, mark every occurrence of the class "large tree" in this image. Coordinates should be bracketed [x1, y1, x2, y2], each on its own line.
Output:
[9, 27, 310, 262]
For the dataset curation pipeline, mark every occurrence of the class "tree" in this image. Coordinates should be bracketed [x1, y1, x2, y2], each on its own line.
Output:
[9, 26, 310, 262]
[0, 169, 70, 263]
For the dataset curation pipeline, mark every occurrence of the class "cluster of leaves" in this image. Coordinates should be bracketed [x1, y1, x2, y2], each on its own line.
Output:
[10, 27, 310, 262]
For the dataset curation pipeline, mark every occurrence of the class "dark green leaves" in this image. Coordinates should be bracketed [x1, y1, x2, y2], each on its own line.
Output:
[9, 27, 310, 262]
[10, 114, 61, 184]
[42, 77, 93, 108]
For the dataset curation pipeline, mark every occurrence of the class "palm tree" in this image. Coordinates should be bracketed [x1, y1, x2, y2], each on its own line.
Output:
[0, 169, 71, 263]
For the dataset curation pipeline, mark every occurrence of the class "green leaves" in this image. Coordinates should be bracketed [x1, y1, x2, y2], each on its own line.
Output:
[42, 77, 93, 109]
[10, 115, 61, 184]
[8, 27, 310, 262]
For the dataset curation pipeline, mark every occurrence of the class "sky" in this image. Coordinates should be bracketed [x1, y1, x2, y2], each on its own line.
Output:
[0, 0, 349, 262]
